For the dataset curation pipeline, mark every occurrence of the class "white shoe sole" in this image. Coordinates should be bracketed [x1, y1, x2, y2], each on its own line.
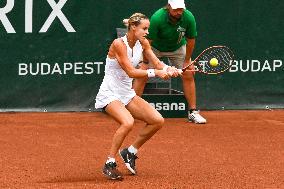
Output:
[188, 118, 206, 124]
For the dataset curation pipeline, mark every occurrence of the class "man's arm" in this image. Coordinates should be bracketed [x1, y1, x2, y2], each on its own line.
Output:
[184, 38, 195, 66]
[184, 10, 197, 66]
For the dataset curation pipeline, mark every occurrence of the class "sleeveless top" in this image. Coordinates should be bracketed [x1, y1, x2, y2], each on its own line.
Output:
[95, 35, 143, 109]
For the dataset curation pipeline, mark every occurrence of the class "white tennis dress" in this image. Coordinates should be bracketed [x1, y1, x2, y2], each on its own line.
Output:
[95, 35, 143, 109]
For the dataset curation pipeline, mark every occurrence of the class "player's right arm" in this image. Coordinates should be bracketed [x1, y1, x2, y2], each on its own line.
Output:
[141, 39, 164, 70]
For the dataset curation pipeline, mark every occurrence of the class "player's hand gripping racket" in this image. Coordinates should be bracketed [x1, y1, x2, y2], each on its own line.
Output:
[178, 46, 234, 75]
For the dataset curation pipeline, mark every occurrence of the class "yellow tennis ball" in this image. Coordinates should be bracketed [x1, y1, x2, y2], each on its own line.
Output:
[209, 58, 218, 67]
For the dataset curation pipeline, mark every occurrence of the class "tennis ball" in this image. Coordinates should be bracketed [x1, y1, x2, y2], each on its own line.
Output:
[209, 58, 218, 67]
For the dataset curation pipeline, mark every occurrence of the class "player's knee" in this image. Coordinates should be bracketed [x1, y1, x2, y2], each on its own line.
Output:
[121, 118, 135, 132]
[153, 116, 164, 130]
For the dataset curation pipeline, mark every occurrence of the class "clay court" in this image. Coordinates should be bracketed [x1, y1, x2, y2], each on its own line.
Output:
[0, 110, 283, 188]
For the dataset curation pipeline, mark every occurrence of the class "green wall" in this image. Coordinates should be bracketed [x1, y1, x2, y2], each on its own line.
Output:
[0, 0, 283, 114]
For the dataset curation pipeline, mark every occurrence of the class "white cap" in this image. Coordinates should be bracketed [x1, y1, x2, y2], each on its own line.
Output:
[168, 0, 186, 9]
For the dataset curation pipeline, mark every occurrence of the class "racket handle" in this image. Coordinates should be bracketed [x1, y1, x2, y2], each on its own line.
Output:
[177, 69, 183, 74]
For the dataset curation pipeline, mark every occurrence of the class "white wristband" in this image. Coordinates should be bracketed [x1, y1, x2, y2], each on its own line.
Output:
[162, 65, 169, 71]
[147, 69, 155, 77]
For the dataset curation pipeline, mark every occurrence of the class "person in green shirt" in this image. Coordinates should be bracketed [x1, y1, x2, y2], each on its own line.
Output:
[133, 0, 206, 124]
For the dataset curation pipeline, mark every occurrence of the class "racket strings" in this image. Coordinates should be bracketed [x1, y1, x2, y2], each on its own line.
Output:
[196, 46, 234, 74]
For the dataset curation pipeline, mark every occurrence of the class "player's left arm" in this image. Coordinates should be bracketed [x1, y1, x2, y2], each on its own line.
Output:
[141, 39, 165, 70]
[141, 39, 180, 77]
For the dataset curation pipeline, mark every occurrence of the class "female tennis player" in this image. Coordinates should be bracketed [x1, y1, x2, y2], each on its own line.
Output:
[95, 13, 180, 180]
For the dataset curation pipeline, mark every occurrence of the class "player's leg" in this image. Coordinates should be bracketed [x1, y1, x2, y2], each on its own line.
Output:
[168, 45, 206, 124]
[102, 100, 135, 179]
[127, 96, 164, 148]
[119, 96, 164, 174]
[105, 100, 135, 158]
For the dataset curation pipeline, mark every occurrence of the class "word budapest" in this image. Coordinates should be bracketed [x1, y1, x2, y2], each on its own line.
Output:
[0, 0, 75, 33]
[18, 62, 103, 75]
[230, 60, 282, 72]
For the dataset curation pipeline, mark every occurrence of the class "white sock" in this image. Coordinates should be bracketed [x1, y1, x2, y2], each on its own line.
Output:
[106, 157, 115, 164]
[128, 145, 138, 155]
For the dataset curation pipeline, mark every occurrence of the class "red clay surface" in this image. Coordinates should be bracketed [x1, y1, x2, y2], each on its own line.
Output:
[0, 110, 283, 188]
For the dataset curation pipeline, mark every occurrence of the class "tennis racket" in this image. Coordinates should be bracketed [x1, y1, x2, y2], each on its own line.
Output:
[178, 46, 234, 75]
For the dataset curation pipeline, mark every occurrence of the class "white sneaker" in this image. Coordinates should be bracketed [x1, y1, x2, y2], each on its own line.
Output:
[188, 110, 207, 124]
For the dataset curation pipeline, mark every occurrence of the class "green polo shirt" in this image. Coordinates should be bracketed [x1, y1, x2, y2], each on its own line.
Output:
[147, 8, 197, 52]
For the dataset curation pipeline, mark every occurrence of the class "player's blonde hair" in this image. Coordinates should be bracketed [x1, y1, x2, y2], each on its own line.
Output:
[122, 13, 148, 30]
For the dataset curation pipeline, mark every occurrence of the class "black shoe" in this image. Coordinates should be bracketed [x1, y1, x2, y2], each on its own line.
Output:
[119, 148, 138, 174]
[102, 162, 123, 180]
